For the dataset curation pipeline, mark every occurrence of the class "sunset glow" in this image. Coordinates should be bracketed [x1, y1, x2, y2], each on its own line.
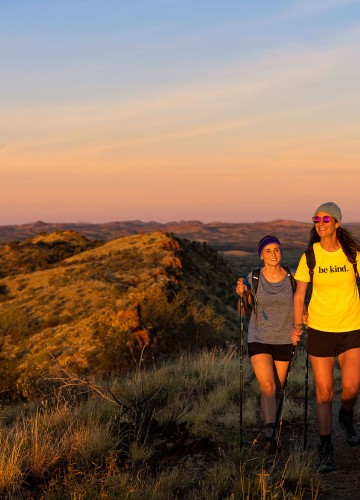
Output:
[1, 1, 360, 224]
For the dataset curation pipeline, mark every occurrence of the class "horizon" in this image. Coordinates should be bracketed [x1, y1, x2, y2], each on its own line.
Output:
[2, 217, 360, 228]
[1, 1, 360, 224]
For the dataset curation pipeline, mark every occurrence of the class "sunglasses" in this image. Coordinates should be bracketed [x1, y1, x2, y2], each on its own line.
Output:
[312, 216, 332, 224]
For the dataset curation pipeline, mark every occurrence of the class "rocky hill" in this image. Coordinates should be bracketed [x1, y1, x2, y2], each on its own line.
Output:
[0, 231, 239, 401]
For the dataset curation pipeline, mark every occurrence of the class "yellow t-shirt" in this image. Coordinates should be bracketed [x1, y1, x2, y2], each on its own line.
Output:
[295, 243, 360, 332]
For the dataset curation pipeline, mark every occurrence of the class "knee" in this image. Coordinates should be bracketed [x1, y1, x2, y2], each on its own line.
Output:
[315, 385, 333, 403]
[342, 380, 360, 398]
[259, 379, 276, 397]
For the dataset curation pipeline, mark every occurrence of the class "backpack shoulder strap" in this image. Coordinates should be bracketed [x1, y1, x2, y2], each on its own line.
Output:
[250, 268, 261, 320]
[282, 266, 297, 294]
[251, 268, 261, 296]
[305, 246, 315, 288]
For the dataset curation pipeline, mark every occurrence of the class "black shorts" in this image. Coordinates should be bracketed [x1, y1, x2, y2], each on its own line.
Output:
[247, 342, 293, 361]
[306, 327, 360, 357]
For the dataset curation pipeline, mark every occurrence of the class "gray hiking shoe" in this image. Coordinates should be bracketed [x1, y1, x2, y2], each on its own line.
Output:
[317, 441, 335, 473]
[339, 410, 360, 447]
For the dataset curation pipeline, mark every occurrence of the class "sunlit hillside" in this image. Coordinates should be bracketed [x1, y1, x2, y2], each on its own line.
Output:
[0, 230, 239, 401]
[0, 230, 97, 277]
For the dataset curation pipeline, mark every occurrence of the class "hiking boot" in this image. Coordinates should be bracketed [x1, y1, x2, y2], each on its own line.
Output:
[259, 423, 277, 448]
[317, 441, 335, 473]
[339, 410, 360, 447]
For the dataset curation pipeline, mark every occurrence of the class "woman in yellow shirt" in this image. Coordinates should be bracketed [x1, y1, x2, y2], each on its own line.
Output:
[291, 202, 360, 473]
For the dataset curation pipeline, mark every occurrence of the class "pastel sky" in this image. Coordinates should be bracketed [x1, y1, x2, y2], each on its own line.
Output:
[1, 0, 360, 225]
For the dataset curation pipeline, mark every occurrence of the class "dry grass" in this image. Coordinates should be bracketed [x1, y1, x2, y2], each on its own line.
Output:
[0, 346, 321, 498]
[0, 429, 25, 495]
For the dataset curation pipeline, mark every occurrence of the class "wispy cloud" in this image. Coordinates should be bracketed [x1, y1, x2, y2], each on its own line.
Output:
[1, 1, 360, 223]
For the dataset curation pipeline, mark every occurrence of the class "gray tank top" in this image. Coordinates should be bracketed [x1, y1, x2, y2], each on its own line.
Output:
[247, 270, 294, 345]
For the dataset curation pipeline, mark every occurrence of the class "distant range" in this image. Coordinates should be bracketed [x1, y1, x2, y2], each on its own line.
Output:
[1, 219, 360, 251]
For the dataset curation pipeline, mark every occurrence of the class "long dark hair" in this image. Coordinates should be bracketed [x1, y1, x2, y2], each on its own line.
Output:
[308, 226, 360, 264]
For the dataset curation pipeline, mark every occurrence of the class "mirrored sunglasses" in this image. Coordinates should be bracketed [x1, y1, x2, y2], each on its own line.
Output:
[312, 216, 332, 224]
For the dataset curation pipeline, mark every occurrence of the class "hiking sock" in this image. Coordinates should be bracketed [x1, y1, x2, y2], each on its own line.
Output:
[339, 407, 353, 419]
[339, 407, 360, 446]
[319, 434, 332, 448]
[318, 435, 334, 473]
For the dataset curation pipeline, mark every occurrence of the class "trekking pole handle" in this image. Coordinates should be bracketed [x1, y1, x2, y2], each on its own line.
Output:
[236, 278, 246, 298]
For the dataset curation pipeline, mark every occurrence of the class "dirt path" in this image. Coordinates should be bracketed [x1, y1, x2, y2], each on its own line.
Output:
[306, 381, 360, 499]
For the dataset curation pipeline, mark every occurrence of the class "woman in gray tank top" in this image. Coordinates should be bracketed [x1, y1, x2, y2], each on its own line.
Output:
[236, 235, 304, 444]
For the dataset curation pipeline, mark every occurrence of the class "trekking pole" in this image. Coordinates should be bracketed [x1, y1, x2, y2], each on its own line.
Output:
[270, 344, 296, 447]
[238, 278, 244, 450]
[303, 350, 309, 450]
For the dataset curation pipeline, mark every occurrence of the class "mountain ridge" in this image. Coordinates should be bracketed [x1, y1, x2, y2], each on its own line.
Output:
[3, 219, 360, 249]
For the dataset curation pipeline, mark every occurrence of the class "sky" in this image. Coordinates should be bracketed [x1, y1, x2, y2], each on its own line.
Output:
[1, 0, 360, 225]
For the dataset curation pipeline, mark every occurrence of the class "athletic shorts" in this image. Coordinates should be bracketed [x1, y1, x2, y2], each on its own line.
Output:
[306, 327, 360, 357]
[247, 342, 293, 361]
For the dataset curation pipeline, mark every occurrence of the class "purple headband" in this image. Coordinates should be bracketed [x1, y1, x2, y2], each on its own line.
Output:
[258, 236, 282, 257]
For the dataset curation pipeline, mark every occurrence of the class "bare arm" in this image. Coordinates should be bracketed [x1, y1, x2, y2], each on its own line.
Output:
[291, 280, 308, 345]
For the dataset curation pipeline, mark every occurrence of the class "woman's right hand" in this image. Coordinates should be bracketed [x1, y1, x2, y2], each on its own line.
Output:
[236, 278, 247, 297]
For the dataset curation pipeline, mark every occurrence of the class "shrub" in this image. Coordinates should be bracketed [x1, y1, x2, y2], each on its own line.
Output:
[139, 288, 224, 355]
[85, 288, 224, 376]
[0, 305, 31, 340]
